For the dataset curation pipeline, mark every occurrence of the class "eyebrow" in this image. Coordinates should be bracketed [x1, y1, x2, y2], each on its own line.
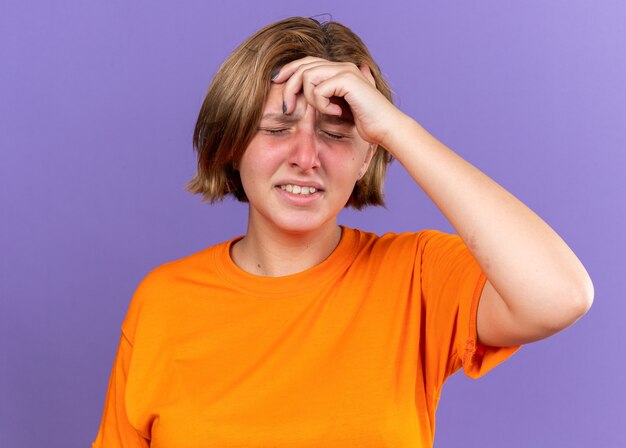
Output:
[260, 112, 354, 126]
[260, 113, 301, 124]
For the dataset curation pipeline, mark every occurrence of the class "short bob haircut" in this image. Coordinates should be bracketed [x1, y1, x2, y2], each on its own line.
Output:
[188, 16, 394, 210]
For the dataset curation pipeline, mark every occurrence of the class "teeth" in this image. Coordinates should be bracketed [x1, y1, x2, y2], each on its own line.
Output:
[279, 184, 318, 195]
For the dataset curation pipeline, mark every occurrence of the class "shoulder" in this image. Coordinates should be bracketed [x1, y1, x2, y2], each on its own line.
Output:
[120, 237, 238, 340]
[139, 240, 225, 290]
[349, 226, 457, 257]
[339, 227, 463, 277]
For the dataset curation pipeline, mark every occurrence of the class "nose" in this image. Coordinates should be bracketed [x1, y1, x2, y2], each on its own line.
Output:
[288, 127, 321, 172]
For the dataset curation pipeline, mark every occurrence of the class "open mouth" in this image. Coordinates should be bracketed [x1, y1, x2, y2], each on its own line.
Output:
[277, 184, 323, 196]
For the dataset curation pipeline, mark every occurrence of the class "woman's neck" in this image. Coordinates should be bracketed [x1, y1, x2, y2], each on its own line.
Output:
[230, 220, 342, 277]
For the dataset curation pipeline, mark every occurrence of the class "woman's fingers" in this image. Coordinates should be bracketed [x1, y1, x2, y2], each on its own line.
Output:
[271, 56, 327, 83]
[305, 73, 354, 116]
[283, 61, 355, 115]
[282, 61, 331, 114]
[276, 58, 363, 115]
[271, 57, 397, 145]
[299, 67, 354, 116]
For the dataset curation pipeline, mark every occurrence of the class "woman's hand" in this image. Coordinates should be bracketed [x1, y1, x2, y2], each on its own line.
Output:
[271, 57, 404, 149]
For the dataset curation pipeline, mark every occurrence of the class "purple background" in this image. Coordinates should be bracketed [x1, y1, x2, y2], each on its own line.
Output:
[2, 1, 625, 446]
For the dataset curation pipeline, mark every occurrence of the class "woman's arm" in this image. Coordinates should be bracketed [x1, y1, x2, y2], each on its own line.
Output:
[385, 115, 593, 346]
[274, 57, 594, 347]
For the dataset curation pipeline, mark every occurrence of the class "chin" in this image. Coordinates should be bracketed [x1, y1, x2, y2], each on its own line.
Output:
[269, 213, 334, 236]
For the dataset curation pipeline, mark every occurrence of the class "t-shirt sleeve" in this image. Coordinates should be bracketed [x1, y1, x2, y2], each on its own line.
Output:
[417, 230, 520, 387]
[92, 331, 150, 448]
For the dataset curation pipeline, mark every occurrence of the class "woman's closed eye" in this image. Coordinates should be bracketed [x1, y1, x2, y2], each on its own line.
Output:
[321, 130, 346, 140]
[258, 127, 348, 140]
[259, 128, 289, 135]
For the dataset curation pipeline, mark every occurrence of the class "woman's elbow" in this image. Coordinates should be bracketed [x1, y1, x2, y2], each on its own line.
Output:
[574, 272, 594, 317]
[546, 274, 594, 333]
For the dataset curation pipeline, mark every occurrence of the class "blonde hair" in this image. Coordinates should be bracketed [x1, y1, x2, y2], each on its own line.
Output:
[188, 16, 393, 209]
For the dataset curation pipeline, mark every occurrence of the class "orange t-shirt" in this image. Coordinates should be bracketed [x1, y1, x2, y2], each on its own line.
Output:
[93, 227, 520, 447]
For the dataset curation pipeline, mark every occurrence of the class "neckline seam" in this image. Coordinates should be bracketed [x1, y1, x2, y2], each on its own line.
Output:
[211, 227, 361, 297]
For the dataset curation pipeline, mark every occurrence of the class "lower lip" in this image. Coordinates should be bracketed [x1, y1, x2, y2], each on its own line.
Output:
[275, 187, 323, 205]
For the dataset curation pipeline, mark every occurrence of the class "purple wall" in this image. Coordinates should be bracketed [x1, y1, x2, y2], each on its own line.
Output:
[2, 1, 624, 446]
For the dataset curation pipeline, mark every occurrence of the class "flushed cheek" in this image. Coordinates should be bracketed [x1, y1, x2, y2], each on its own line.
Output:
[322, 153, 362, 183]
[239, 148, 281, 186]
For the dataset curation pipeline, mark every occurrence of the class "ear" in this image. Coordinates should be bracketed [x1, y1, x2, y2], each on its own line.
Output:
[358, 144, 376, 179]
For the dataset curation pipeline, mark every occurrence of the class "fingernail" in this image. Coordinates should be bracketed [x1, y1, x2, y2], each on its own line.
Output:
[282, 101, 287, 114]
[271, 69, 280, 80]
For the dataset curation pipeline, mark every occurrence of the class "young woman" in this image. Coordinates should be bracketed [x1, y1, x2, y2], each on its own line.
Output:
[93, 17, 593, 447]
